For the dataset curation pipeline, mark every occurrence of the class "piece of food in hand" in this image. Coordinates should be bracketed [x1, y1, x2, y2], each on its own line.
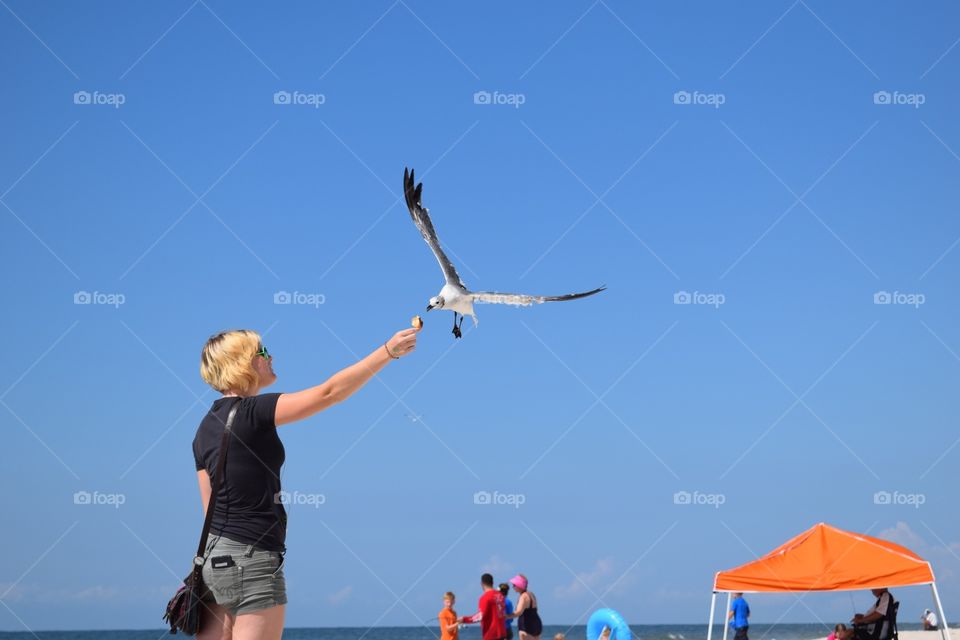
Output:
[411, 315, 423, 330]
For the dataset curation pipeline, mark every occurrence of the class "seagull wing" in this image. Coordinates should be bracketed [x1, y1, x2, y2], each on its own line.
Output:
[470, 286, 606, 307]
[403, 167, 466, 288]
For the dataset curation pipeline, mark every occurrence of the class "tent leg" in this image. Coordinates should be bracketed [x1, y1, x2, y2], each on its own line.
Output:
[931, 583, 951, 640]
[722, 593, 732, 640]
[708, 592, 718, 640]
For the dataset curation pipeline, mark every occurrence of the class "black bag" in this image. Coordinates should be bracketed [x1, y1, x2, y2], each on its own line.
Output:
[163, 402, 239, 635]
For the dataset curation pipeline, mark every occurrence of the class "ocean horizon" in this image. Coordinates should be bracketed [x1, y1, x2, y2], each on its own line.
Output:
[0, 623, 939, 640]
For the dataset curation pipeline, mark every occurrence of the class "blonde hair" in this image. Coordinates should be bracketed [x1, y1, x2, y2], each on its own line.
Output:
[200, 329, 262, 393]
[444, 591, 455, 601]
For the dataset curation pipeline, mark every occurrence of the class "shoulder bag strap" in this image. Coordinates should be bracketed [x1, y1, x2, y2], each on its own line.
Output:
[191, 401, 240, 569]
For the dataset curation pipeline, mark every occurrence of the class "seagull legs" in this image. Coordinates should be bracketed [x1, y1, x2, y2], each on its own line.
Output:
[451, 312, 463, 339]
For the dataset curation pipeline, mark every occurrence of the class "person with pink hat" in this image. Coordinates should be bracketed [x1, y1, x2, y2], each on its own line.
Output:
[505, 574, 543, 640]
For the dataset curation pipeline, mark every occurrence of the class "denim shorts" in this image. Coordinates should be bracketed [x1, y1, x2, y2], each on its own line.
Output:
[200, 533, 287, 615]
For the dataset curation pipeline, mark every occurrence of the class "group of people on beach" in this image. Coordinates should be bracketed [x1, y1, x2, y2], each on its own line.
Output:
[825, 589, 900, 640]
[727, 588, 907, 640]
[440, 573, 546, 640]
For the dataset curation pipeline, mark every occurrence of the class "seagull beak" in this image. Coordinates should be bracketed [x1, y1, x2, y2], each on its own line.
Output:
[426, 304, 434, 312]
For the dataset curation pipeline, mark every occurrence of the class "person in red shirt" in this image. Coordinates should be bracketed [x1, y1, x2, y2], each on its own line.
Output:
[461, 573, 506, 640]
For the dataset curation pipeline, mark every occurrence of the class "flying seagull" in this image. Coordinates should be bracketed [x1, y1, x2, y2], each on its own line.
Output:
[403, 167, 606, 338]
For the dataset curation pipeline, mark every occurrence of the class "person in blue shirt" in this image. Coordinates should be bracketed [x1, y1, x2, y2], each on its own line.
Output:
[500, 583, 515, 639]
[728, 592, 750, 640]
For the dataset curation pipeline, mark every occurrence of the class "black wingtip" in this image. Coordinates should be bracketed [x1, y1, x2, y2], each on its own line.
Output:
[578, 285, 607, 299]
[403, 167, 421, 202]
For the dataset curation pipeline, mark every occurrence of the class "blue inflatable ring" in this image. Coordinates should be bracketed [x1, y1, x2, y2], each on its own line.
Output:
[587, 608, 631, 640]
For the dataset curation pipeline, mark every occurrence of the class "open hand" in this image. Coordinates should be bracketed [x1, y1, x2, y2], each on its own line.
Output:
[386, 328, 418, 358]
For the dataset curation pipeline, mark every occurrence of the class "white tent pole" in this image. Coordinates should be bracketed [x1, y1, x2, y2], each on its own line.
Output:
[708, 592, 718, 640]
[722, 592, 732, 640]
[931, 582, 951, 640]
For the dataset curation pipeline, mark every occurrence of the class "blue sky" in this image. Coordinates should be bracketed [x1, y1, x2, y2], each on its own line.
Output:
[2, 0, 959, 633]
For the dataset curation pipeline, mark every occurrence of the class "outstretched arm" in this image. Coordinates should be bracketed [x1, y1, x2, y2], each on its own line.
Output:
[275, 328, 418, 426]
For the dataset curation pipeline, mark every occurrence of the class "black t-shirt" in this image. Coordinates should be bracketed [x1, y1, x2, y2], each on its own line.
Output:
[192, 393, 287, 552]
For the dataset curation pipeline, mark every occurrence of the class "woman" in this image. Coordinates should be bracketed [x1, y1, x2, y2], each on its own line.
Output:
[506, 574, 543, 640]
[192, 326, 418, 640]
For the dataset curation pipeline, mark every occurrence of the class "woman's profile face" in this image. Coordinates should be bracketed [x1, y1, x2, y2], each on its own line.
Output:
[253, 348, 277, 388]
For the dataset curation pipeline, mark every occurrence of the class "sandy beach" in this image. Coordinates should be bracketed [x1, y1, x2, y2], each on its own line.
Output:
[807, 631, 960, 640]
[878, 632, 955, 640]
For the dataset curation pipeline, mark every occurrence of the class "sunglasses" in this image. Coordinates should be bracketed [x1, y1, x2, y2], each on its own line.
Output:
[256, 345, 272, 360]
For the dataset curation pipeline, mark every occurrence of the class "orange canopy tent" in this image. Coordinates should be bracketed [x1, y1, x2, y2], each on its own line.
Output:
[706, 524, 951, 640]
